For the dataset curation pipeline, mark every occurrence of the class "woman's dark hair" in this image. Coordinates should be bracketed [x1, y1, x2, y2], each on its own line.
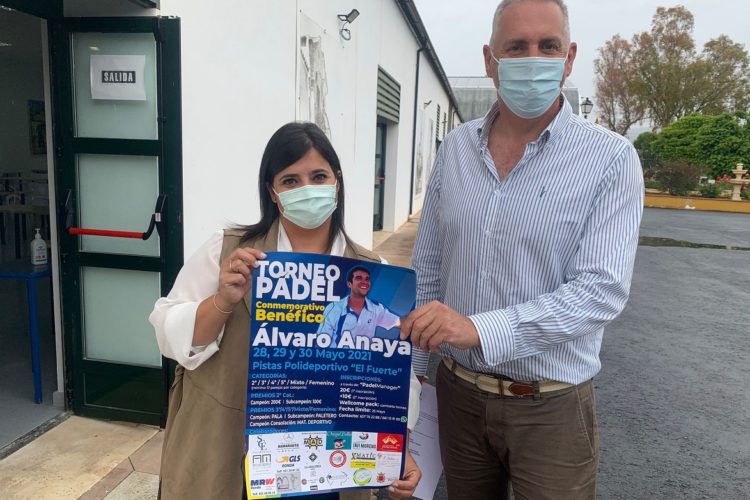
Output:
[239, 122, 346, 247]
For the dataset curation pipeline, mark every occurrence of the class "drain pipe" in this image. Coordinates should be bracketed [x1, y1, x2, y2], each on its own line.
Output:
[409, 46, 425, 215]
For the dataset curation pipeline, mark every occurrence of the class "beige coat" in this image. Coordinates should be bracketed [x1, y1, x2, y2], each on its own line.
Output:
[159, 222, 381, 499]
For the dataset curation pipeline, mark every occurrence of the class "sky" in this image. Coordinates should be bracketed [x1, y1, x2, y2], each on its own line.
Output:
[412, 0, 750, 117]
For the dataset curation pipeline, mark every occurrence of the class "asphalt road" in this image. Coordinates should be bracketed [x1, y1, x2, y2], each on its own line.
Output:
[386, 208, 750, 500]
[598, 209, 750, 499]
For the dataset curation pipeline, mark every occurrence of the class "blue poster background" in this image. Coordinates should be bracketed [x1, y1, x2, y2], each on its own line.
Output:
[245, 252, 415, 498]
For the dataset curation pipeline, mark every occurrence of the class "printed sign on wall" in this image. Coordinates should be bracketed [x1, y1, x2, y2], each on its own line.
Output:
[90, 54, 146, 101]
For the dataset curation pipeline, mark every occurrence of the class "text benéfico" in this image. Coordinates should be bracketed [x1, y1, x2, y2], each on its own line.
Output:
[255, 261, 341, 302]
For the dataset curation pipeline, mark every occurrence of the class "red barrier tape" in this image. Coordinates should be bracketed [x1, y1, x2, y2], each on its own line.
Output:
[69, 227, 144, 239]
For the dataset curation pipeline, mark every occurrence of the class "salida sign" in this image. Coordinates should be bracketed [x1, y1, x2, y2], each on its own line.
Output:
[90, 54, 146, 101]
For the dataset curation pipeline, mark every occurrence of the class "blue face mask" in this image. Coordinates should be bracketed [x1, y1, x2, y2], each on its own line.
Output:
[492, 55, 566, 119]
[274, 183, 337, 229]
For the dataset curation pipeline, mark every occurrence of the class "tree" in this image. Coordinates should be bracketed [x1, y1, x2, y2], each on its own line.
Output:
[654, 160, 702, 196]
[633, 131, 660, 178]
[594, 35, 644, 136]
[650, 113, 750, 178]
[697, 36, 750, 114]
[595, 6, 750, 132]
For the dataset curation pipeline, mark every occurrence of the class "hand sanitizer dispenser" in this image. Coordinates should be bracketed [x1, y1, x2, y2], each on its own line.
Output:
[31, 228, 48, 266]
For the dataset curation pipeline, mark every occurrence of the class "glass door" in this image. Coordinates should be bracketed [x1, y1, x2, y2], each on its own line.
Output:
[50, 17, 182, 425]
[373, 123, 386, 230]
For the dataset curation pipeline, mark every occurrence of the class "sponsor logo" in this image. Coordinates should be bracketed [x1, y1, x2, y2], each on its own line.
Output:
[326, 431, 352, 450]
[327, 471, 349, 485]
[353, 468, 373, 486]
[256, 436, 267, 451]
[308, 453, 318, 462]
[329, 450, 347, 468]
[276, 455, 301, 464]
[351, 452, 376, 461]
[304, 435, 323, 450]
[352, 442, 376, 450]
[377, 472, 386, 483]
[377, 433, 404, 452]
[310, 485, 318, 490]
[250, 478, 275, 487]
[277, 442, 299, 451]
[301, 479, 307, 485]
[251, 453, 272, 466]
[359, 432, 369, 440]
[276, 472, 301, 493]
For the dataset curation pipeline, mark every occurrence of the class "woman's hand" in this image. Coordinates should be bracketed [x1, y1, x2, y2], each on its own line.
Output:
[216, 248, 266, 308]
[388, 449, 421, 499]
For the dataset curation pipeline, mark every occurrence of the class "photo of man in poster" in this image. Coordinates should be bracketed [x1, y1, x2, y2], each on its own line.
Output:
[317, 265, 401, 343]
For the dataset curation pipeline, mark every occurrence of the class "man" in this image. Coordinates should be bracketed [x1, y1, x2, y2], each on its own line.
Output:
[318, 266, 401, 343]
[400, 0, 644, 498]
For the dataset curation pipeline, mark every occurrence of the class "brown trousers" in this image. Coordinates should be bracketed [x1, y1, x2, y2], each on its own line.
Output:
[436, 362, 599, 500]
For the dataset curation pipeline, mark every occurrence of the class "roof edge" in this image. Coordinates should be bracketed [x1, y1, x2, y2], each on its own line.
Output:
[394, 0, 464, 123]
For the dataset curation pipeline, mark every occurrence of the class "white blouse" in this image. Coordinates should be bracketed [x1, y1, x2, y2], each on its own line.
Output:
[148, 225, 422, 428]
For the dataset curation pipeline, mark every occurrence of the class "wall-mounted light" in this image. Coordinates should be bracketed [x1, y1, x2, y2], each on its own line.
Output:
[338, 9, 360, 41]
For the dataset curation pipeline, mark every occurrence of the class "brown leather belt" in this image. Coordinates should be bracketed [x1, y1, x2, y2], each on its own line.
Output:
[442, 358, 573, 398]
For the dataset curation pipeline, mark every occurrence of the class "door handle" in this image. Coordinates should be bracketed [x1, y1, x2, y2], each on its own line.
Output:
[62, 190, 167, 240]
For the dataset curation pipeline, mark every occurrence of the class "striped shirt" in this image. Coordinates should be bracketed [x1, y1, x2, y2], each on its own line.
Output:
[411, 97, 644, 384]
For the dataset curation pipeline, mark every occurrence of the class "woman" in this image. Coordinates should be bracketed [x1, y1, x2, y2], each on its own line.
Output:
[149, 122, 421, 500]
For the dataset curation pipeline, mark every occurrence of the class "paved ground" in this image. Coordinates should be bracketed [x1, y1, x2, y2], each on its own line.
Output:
[2, 208, 748, 499]
[596, 209, 750, 499]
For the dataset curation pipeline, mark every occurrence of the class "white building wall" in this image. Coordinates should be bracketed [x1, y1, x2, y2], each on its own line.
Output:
[376, 0, 419, 232]
[377, 2, 457, 223]
[410, 61, 453, 213]
[63, 0, 458, 255]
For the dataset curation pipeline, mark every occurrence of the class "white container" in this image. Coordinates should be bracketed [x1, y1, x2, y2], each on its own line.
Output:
[30, 228, 48, 266]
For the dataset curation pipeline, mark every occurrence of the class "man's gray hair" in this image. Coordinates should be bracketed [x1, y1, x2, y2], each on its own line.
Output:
[490, 0, 570, 45]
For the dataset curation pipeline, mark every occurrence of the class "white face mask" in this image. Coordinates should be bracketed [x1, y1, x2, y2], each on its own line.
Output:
[491, 53, 566, 119]
[273, 182, 337, 229]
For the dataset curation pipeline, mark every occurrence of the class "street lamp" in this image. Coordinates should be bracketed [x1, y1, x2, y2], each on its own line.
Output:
[580, 97, 593, 119]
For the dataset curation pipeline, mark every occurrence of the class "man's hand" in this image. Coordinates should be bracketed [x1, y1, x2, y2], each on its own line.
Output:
[400, 300, 480, 352]
[388, 449, 421, 499]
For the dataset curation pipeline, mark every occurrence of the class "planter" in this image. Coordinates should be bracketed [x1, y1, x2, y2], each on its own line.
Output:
[644, 193, 750, 214]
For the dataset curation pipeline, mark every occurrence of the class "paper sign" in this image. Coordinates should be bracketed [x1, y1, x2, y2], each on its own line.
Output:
[244, 252, 416, 498]
[409, 383, 442, 500]
[90, 54, 146, 100]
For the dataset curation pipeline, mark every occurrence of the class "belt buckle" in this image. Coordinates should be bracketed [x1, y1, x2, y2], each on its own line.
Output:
[507, 381, 541, 400]
[507, 382, 534, 397]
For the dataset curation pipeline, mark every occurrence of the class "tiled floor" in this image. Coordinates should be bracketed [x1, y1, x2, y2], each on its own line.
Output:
[78, 431, 163, 499]
[0, 416, 157, 499]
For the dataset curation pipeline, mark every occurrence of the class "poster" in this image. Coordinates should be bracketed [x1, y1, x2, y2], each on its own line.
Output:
[244, 253, 415, 498]
[90, 54, 146, 100]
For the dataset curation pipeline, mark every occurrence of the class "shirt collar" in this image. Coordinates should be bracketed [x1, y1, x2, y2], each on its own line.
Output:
[346, 296, 372, 312]
[477, 93, 573, 149]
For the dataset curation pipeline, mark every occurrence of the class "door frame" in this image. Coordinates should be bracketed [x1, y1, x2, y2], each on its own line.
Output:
[49, 16, 182, 425]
